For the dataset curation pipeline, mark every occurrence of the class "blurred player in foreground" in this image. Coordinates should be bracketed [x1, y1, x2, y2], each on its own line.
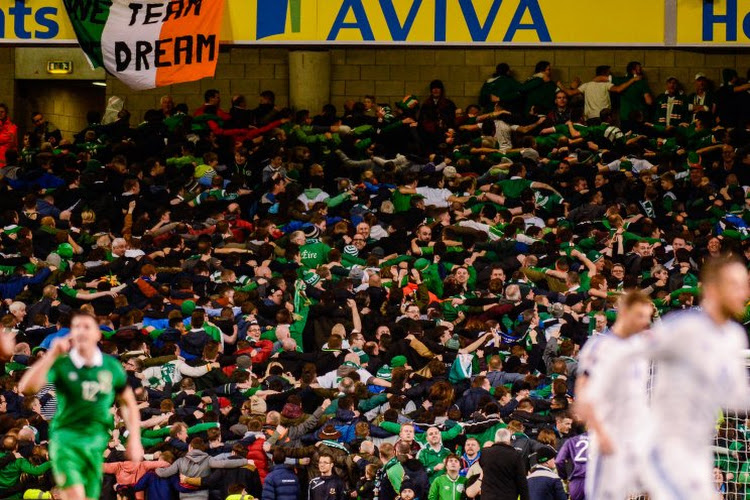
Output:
[19, 311, 143, 500]
[575, 290, 654, 499]
[1, 324, 14, 359]
[642, 257, 750, 500]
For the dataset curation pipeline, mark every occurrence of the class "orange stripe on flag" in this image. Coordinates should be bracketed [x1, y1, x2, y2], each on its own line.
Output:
[154, 0, 226, 87]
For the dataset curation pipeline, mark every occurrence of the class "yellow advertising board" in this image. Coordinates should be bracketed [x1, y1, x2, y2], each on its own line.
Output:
[3, 0, 666, 46]
[677, 0, 750, 45]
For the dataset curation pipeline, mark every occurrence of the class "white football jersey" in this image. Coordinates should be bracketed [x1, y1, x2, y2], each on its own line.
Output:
[647, 310, 750, 443]
[579, 332, 650, 442]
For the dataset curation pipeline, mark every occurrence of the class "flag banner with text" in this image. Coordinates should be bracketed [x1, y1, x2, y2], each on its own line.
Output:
[62, 0, 225, 89]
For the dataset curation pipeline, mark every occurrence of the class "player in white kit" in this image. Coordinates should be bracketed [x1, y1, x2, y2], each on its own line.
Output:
[576, 290, 654, 500]
[642, 257, 750, 500]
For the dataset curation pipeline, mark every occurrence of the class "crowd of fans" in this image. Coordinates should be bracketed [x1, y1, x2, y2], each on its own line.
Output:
[0, 58, 750, 500]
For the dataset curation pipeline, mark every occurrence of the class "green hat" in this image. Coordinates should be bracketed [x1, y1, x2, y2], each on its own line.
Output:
[587, 250, 603, 262]
[303, 271, 321, 286]
[56, 243, 74, 259]
[181, 300, 196, 316]
[344, 245, 359, 257]
[619, 160, 633, 171]
[391, 355, 408, 368]
[413, 258, 430, 271]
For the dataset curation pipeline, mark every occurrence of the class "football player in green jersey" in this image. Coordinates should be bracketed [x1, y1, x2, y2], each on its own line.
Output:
[19, 311, 143, 500]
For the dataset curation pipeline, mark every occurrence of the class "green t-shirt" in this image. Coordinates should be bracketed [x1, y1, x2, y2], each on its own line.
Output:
[615, 76, 652, 123]
[300, 240, 332, 269]
[496, 178, 533, 199]
[392, 189, 414, 213]
[47, 352, 127, 435]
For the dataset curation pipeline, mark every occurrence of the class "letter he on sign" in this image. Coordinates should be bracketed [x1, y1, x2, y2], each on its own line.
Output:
[64, 0, 225, 90]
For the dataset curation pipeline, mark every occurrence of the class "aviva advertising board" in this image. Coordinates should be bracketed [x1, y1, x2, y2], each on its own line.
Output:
[677, 0, 750, 45]
[0, 0, 667, 45]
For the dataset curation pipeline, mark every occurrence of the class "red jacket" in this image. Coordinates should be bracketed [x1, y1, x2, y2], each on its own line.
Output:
[236, 341, 273, 365]
[245, 433, 269, 483]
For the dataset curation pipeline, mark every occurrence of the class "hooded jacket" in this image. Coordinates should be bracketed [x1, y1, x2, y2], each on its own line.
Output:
[102, 460, 169, 500]
[155, 449, 247, 499]
[262, 464, 300, 500]
[242, 431, 270, 482]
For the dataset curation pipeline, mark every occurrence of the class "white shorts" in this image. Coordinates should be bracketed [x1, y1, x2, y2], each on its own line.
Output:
[586, 449, 644, 500]
[641, 444, 719, 500]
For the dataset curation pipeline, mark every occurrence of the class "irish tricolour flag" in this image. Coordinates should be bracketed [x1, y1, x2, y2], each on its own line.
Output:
[63, 0, 226, 90]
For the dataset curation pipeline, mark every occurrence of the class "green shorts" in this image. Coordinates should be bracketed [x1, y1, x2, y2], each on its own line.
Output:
[49, 429, 109, 499]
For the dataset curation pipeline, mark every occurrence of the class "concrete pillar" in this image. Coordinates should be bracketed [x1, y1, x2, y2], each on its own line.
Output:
[289, 50, 330, 112]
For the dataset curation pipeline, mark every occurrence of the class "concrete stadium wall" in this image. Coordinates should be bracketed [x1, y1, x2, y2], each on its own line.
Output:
[90, 46, 750, 132]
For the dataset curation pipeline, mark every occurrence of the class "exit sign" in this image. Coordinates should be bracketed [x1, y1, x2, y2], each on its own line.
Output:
[46, 61, 73, 74]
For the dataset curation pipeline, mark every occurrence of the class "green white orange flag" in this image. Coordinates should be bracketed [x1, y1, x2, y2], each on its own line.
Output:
[62, 0, 226, 90]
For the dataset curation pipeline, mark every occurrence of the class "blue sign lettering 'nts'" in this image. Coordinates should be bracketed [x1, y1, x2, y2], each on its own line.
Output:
[327, 0, 550, 43]
[703, 0, 750, 41]
[0, 0, 59, 39]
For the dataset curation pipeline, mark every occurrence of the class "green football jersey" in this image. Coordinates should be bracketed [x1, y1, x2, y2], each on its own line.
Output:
[47, 351, 127, 434]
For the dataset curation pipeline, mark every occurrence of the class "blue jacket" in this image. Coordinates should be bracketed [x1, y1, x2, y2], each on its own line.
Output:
[527, 466, 567, 500]
[134, 470, 179, 500]
[0, 268, 51, 300]
[262, 465, 300, 500]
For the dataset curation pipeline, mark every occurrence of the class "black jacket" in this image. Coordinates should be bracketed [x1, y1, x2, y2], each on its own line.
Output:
[478, 443, 530, 500]
[308, 473, 347, 500]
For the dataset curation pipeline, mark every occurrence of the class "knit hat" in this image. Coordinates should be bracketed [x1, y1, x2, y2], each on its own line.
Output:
[344, 245, 359, 257]
[429, 79, 444, 91]
[536, 445, 557, 464]
[304, 225, 320, 240]
[249, 395, 266, 414]
[397, 95, 419, 111]
[586, 250, 603, 263]
[56, 243, 74, 259]
[217, 397, 231, 409]
[303, 271, 321, 286]
[319, 424, 342, 441]
[181, 300, 196, 316]
[445, 333, 461, 351]
[281, 403, 303, 420]
[391, 355, 408, 368]
[371, 247, 385, 258]
[400, 481, 417, 494]
[413, 258, 430, 271]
